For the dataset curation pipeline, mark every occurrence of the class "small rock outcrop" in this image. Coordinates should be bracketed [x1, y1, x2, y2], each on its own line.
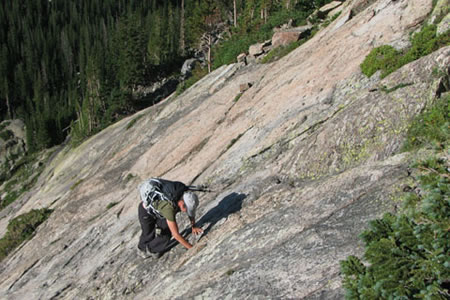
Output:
[318, 0, 344, 18]
[0, 119, 27, 172]
[271, 26, 312, 47]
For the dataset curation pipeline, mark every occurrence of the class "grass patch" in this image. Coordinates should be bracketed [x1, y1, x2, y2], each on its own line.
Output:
[0, 208, 53, 262]
[0, 153, 47, 211]
[226, 133, 245, 151]
[322, 11, 342, 28]
[125, 173, 136, 182]
[361, 25, 450, 79]
[225, 269, 235, 276]
[261, 39, 304, 64]
[234, 93, 243, 102]
[70, 179, 84, 191]
[126, 114, 144, 130]
[402, 94, 449, 152]
[106, 202, 119, 210]
[380, 82, 414, 94]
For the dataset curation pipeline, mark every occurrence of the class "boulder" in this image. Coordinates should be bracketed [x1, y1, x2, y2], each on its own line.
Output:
[0, 119, 27, 171]
[248, 40, 271, 57]
[237, 53, 247, 64]
[318, 1, 343, 18]
[181, 58, 198, 77]
[239, 82, 252, 93]
[272, 26, 312, 47]
[249, 43, 265, 57]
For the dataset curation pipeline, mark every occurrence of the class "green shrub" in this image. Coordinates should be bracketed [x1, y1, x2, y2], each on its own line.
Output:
[361, 26, 450, 79]
[212, 8, 310, 69]
[176, 64, 208, 96]
[0, 153, 46, 211]
[360, 45, 400, 78]
[0, 130, 14, 141]
[126, 114, 144, 130]
[402, 94, 449, 152]
[0, 122, 10, 132]
[261, 40, 303, 64]
[0, 208, 53, 262]
[233, 93, 243, 102]
[106, 202, 119, 209]
[340, 156, 450, 299]
[1, 190, 20, 209]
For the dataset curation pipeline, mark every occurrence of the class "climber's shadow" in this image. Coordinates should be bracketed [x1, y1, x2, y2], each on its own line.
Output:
[196, 192, 246, 237]
[165, 192, 246, 251]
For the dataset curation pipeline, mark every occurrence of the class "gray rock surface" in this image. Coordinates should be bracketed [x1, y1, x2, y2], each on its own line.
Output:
[438, 13, 450, 34]
[181, 58, 198, 76]
[318, 1, 344, 18]
[0, 0, 444, 299]
[0, 119, 27, 169]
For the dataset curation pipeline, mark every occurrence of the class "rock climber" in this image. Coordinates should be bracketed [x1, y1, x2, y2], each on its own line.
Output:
[137, 178, 203, 258]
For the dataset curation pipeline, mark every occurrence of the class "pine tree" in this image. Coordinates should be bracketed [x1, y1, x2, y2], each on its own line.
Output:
[340, 157, 450, 299]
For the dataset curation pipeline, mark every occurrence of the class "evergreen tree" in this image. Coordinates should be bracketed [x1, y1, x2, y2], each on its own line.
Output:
[340, 157, 450, 299]
[116, 14, 148, 90]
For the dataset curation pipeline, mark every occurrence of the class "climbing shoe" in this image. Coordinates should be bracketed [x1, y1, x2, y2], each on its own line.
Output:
[137, 247, 152, 259]
[137, 247, 162, 259]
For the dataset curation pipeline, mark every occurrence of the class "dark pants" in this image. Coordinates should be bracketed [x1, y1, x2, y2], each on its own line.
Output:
[138, 203, 171, 253]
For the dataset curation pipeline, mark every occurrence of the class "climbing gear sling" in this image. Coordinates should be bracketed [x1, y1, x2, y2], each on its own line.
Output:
[139, 178, 177, 219]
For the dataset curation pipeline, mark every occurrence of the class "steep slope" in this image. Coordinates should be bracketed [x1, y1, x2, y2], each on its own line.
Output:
[0, 0, 447, 299]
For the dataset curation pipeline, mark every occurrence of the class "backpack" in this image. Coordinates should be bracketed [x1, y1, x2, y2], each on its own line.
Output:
[138, 178, 177, 219]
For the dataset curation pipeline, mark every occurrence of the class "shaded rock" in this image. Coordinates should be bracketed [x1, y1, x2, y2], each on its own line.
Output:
[237, 53, 247, 64]
[239, 82, 252, 93]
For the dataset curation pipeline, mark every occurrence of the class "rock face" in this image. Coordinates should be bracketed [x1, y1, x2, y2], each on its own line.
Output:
[0, 119, 27, 170]
[0, 0, 444, 299]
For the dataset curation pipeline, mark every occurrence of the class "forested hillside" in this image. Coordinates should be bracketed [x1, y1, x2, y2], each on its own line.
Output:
[0, 0, 326, 152]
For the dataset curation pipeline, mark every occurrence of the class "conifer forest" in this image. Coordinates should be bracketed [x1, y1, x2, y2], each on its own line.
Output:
[0, 0, 324, 151]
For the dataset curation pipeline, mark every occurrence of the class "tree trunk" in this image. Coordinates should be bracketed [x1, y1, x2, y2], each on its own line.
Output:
[207, 34, 212, 73]
[6, 94, 12, 119]
[233, 0, 237, 27]
[179, 0, 185, 56]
